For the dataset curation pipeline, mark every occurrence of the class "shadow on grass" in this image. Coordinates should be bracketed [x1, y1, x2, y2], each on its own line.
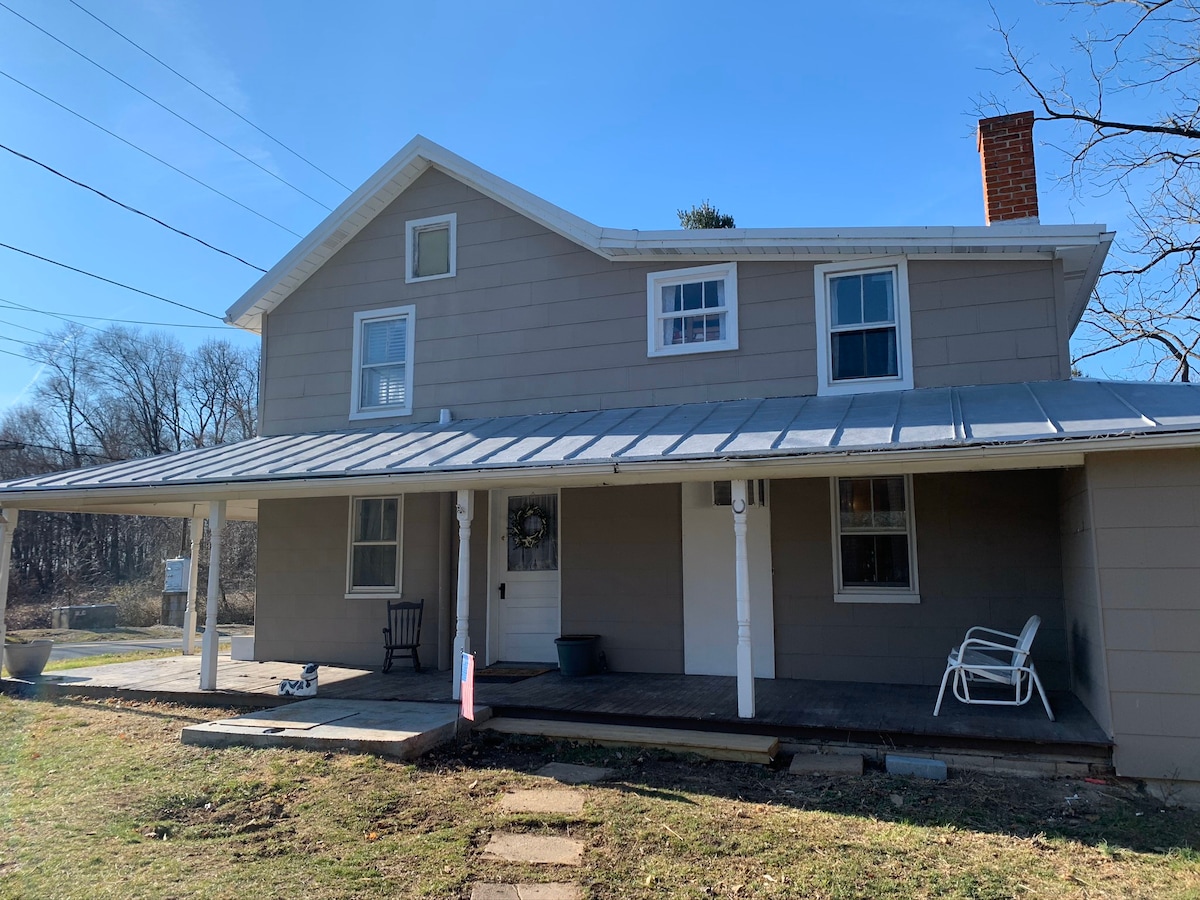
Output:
[421, 730, 1200, 857]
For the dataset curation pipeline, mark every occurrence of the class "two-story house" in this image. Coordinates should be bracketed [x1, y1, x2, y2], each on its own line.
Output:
[2, 113, 1199, 799]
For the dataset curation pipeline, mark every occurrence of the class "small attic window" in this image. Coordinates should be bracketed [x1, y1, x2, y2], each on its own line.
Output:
[406, 213, 456, 283]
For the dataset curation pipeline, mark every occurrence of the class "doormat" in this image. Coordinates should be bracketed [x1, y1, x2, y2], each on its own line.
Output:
[475, 665, 556, 684]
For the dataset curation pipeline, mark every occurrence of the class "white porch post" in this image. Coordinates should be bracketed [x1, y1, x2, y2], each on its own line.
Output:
[0, 509, 19, 653]
[183, 515, 204, 656]
[451, 489, 474, 701]
[731, 480, 755, 718]
[199, 500, 226, 690]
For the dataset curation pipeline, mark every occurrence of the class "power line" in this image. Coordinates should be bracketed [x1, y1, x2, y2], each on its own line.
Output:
[0, 1, 334, 211]
[67, 0, 352, 193]
[0, 68, 303, 238]
[0, 241, 223, 320]
[0, 141, 267, 272]
[0, 438, 121, 462]
[0, 297, 231, 331]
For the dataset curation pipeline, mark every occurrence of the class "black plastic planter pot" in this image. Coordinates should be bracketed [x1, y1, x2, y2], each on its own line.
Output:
[554, 634, 600, 677]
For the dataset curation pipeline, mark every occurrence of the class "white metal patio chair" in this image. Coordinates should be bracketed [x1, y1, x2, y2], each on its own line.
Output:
[933, 614, 1054, 721]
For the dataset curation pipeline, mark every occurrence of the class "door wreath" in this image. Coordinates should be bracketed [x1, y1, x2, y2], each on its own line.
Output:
[509, 504, 550, 549]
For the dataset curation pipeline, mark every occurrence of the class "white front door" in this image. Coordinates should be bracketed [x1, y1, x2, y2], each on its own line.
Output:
[489, 490, 561, 664]
[682, 480, 775, 677]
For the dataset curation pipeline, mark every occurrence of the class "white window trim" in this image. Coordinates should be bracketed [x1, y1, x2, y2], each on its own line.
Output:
[814, 256, 913, 396]
[829, 474, 920, 604]
[350, 305, 416, 421]
[646, 262, 739, 358]
[345, 495, 404, 599]
[405, 213, 457, 284]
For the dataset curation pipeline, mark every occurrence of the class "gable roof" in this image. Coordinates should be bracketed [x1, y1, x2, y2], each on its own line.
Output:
[225, 135, 1114, 334]
[3, 380, 1199, 520]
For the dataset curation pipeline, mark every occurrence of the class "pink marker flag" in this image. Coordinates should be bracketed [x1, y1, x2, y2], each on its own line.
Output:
[460, 651, 476, 720]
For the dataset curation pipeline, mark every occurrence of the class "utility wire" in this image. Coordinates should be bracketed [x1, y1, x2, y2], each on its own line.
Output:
[0, 438, 121, 462]
[0, 241, 223, 320]
[0, 141, 267, 272]
[0, 69, 303, 238]
[67, 0, 352, 193]
[0, 297, 230, 331]
[0, 1, 334, 211]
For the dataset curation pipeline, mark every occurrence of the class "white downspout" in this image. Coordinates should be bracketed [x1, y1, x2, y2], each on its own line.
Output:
[451, 489, 474, 700]
[732, 480, 755, 718]
[199, 500, 226, 690]
[0, 509, 19, 654]
[183, 515, 204, 656]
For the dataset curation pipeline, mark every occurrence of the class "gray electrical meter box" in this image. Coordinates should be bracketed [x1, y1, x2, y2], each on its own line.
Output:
[164, 557, 190, 593]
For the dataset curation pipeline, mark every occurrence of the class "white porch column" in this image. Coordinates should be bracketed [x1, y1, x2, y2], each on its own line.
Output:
[183, 515, 204, 656]
[199, 500, 226, 690]
[0, 509, 19, 653]
[731, 480, 755, 718]
[451, 489, 474, 701]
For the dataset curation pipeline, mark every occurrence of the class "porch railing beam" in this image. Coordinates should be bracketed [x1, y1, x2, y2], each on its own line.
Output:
[183, 515, 204, 656]
[0, 508, 19, 654]
[451, 489, 474, 701]
[732, 479, 755, 718]
[199, 500, 226, 690]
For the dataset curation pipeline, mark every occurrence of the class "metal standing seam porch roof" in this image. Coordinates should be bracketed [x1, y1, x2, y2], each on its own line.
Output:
[2, 380, 1200, 520]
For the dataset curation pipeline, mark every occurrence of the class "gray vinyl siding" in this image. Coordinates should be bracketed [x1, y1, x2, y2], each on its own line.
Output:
[259, 167, 1067, 436]
[770, 471, 1068, 688]
[1084, 449, 1200, 782]
[1058, 467, 1113, 734]
[559, 484, 684, 674]
[255, 493, 443, 668]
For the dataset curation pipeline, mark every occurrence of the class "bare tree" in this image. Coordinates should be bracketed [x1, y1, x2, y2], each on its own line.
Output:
[991, 0, 1200, 380]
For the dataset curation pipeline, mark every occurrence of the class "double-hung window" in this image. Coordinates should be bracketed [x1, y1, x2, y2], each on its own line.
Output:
[351, 305, 415, 420]
[814, 257, 913, 395]
[647, 263, 738, 357]
[347, 496, 403, 597]
[405, 213, 456, 283]
[831, 475, 919, 603]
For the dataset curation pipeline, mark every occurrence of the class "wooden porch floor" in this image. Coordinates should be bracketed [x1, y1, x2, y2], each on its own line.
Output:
[7, 654, 1111, 759]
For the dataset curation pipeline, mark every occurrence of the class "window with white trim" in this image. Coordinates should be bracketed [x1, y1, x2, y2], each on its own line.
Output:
[351, 305, 415, 420]
[405, 213, 456, 283]
[647, 262, 738, 357]
[814, 257, 913, 395]
[347, 496, 403, 597]
[831, 475, 920, 604]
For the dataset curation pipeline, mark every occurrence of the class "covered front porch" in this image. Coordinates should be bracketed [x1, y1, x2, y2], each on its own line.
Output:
[14, 652, 1111, 767]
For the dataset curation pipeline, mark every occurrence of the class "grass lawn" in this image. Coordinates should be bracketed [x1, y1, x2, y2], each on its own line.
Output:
[0, 694, 1197, 899]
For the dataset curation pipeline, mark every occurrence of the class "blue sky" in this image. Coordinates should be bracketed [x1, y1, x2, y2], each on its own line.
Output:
[0, 0, 1134, 414]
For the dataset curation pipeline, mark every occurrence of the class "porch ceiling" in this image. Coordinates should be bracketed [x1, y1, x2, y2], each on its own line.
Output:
[2, 379, 1199, 520]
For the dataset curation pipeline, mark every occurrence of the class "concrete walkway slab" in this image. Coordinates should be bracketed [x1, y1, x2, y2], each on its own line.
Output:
[181, 699, 490, 759]
[471, 884, 581, 899]
[534, 762, 612, 784]
[499, 788, 584, 815]
[482, 832, 583, 865]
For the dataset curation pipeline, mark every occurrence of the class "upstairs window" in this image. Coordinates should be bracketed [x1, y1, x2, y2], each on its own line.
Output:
[406, 213, 456, 282]
[647, 263, 739, 357]
[814, 258, 913, 395]
[347, 496, 403, 597]
[831, 475, 919, 604]
[351, 305, 415, 420]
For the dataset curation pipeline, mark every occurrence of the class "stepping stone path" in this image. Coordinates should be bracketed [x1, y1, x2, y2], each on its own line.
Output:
[499, 788, 584, 815]
[533, 762, 613, 784]
[473, 766, 603, 897]
[471, 884, 581, 899]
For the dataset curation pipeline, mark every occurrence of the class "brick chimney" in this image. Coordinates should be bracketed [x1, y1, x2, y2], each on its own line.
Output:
[977, 111, 1039, 224]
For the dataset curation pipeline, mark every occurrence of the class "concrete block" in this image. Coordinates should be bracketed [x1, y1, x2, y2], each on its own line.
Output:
[789, 753, 864, 776]
[886, 754, 948, 781]
[482, 833, 583, 866]
[499, 789, 584, 814]
[535, 762, 613, 784]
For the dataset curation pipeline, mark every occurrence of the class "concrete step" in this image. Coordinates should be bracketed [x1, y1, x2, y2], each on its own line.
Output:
[478, 716, 778, 763]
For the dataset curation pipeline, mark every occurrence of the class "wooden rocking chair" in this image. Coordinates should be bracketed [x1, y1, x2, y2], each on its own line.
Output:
[382, 599, 424, 673]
